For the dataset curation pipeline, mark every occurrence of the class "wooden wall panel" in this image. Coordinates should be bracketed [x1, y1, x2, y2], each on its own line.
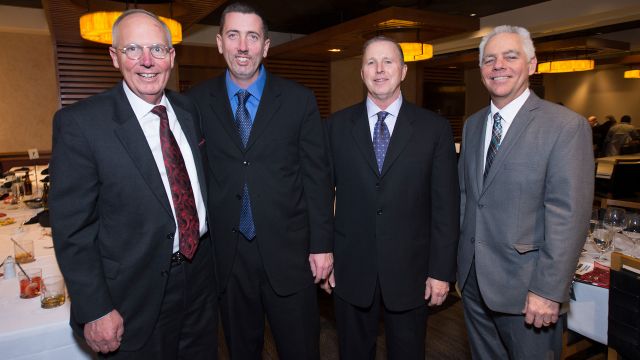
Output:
[423, 67, 465, 139]
[55, 43, 121, 107]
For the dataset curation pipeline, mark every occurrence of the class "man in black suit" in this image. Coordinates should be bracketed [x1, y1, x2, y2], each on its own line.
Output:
[323, 36, 459, 359]
[187, 3, 333, 359]
[50, 9, 217, 358]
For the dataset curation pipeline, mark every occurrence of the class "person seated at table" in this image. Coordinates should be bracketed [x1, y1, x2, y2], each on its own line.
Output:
[49, 9, 217, 358]
[604, 115, 640, 156]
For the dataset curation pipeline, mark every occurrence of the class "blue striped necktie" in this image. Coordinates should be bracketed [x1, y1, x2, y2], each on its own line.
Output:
[484, 112, 503, 179]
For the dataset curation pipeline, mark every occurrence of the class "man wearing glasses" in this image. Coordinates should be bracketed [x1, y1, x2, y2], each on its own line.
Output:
[50, 9, 217, 358]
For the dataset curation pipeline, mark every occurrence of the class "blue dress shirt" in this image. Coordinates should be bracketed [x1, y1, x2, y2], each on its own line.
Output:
[225, 65, 267, 124]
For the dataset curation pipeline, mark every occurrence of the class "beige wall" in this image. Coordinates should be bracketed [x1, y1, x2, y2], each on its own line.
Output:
[0, 31, 59, 153]
[544, 66, 640, 127]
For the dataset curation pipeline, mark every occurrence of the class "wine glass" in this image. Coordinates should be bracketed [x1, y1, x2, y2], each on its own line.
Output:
[592, 220, 613, 261]
[588, 209, 600, 241]
[604, 207, 626, 250]
[623, 212, 640, 255]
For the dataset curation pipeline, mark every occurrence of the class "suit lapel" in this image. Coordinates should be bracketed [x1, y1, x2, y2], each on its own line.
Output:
[351, 103, 379, 176]
[481, 93, 540, 192]
[380, 103, 413, 177]
[167, 91, 207, 201]
[208, 76, 245, 152]
[245, 72, 281, 151]
[470, 108, 490, 195]
[111, 85, 173, 217]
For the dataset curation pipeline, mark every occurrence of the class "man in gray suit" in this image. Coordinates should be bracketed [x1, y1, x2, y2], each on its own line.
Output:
[457, 25, 594, 359]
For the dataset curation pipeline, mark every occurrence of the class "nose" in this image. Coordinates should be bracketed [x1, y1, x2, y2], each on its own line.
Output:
[139, 48, 154, 67]
[238, 36, 248, 52]
[493, 56, 505, 70]
[376, 62, 384, 73]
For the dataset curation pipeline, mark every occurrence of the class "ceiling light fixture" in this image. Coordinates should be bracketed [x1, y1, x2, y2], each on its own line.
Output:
[624, 69, 640, 78]
[537, 59, 594, 73]
[399, 42, 433, 62]
[80, 11, 182, 45]
[328, 48, 342, 53]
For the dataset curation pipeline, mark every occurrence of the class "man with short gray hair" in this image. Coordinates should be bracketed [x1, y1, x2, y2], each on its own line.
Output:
[457, 25, 594, 359]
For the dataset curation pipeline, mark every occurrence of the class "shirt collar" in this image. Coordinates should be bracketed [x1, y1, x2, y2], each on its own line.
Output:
[490, 88, 530, 125]
[122, 81, 169, 120]
[366, 94, 403, 119]
[225, 65, 267, 101]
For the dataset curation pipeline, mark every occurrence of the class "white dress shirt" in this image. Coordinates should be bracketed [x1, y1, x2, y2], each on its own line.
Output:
[123, 82, 207, 253]
[366, 95, 403, 140]
[482, 88, 530, 170]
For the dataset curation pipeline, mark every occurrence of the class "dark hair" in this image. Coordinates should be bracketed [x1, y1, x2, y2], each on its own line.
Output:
[362, 35, 405, 65]
[621, 115, 632, 123]
[219, 2, 269, 37]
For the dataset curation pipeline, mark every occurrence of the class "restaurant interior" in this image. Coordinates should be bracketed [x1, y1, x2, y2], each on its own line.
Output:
[0, 0, 639, 359]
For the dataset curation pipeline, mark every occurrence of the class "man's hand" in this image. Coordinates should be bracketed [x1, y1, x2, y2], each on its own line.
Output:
[309, 252, 333, 284]
[320, 271, 335, 294]
[522, 291, 560, 328]
[84, 309, 124, 353]
[425, 278, 449, 306]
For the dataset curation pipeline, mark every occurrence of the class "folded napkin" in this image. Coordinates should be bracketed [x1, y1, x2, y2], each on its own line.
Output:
[575, 262, 610, 288]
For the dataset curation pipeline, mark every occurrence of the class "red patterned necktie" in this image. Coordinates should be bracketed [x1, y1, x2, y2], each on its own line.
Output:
[152, 105, 199, 259]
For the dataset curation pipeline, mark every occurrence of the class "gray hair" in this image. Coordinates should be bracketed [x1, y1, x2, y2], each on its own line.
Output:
[219, 2, 269, 38]
[362, 35, 405, 66]
[112, 9, 172, 47]
[478, 25, 535, 66]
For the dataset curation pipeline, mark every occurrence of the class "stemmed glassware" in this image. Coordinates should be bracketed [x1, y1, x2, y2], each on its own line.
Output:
[604, 207, 626, 251]
[623, 212, 640, 256]
[592, 219, 613, 261]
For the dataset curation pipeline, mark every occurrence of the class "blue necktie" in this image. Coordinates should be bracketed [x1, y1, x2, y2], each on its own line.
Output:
[484, 112, 503, 179]
[373, 111, 390, 173]
[235, 90, 255, 240]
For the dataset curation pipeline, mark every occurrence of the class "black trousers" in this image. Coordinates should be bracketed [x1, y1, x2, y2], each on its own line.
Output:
[100, 236, 218, 360]
[462, 260, 563, 360]
[219, 235, 320, 360]
[334, 280, 428, 360]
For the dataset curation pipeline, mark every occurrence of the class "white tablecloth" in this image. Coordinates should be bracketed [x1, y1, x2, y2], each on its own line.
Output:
[0, 204, 94, 359]
[567, 234, 638, 345]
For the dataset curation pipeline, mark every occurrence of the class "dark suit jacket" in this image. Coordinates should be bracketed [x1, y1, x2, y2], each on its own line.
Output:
[326, 100, 459, 311]
[457, 92, 594, 314]
[49, 83, 211, 350]
[187, 72, 333, 296]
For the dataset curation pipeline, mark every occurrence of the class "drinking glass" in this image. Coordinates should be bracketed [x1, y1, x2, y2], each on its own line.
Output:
[592, 220, 613, 261]
[588, 209, 600, 241]
[623, 212, 640, 254]
[604, 207, 626, 250]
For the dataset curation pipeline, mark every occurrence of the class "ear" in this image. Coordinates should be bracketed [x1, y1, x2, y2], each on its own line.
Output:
[528, 56, 537, 75]
[169, 48, 175, 69]
[109, 48, 120, 70]
[401, 63, 408, 81]
[216, 34, 223, 55]
[262, 38, 271, 58]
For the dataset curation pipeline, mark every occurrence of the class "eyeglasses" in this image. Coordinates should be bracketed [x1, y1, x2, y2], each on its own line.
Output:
[112, 44, 172, 60]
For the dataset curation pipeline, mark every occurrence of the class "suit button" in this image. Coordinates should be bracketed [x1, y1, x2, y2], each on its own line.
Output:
[375, 183, 381, 190]
[470, 237, 475, 243]
[478, 204, 485, 209]
[377, 209, 383, 215]
[242, 161, 250, 166]
[167, 233, 174, 240]
[232, 228, 237, 233]
[236, 194, 242, 200]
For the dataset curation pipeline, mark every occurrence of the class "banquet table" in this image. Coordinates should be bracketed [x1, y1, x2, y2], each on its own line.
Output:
[567, 233, 639, 345]
[0, 203, 94, 359]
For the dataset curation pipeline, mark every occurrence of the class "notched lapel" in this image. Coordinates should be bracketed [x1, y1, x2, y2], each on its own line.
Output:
[245, 77, 281, 151]
[380, 107, 413, 177]
[209, 80, 245, 152]
[482, 97, 538, 191]
[113, 102, 173, 217]
[351, 105, 379, 176]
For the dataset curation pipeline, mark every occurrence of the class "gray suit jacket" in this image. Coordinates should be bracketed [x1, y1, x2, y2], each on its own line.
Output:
[457, 91, 594, 314]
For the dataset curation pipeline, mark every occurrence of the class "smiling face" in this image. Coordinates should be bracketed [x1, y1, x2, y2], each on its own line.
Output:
[480, 32, 536, 109]
[361, 39, 407, 109]
[109, 13, 174, 105]
[216, 12, 270, 88]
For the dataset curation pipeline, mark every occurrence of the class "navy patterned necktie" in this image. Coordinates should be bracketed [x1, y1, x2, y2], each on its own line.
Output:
[373, 111, 391, 173]
[151, 105, 199, 259]
[235, 90, 256, 240]
[484, 112, 503, 179]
